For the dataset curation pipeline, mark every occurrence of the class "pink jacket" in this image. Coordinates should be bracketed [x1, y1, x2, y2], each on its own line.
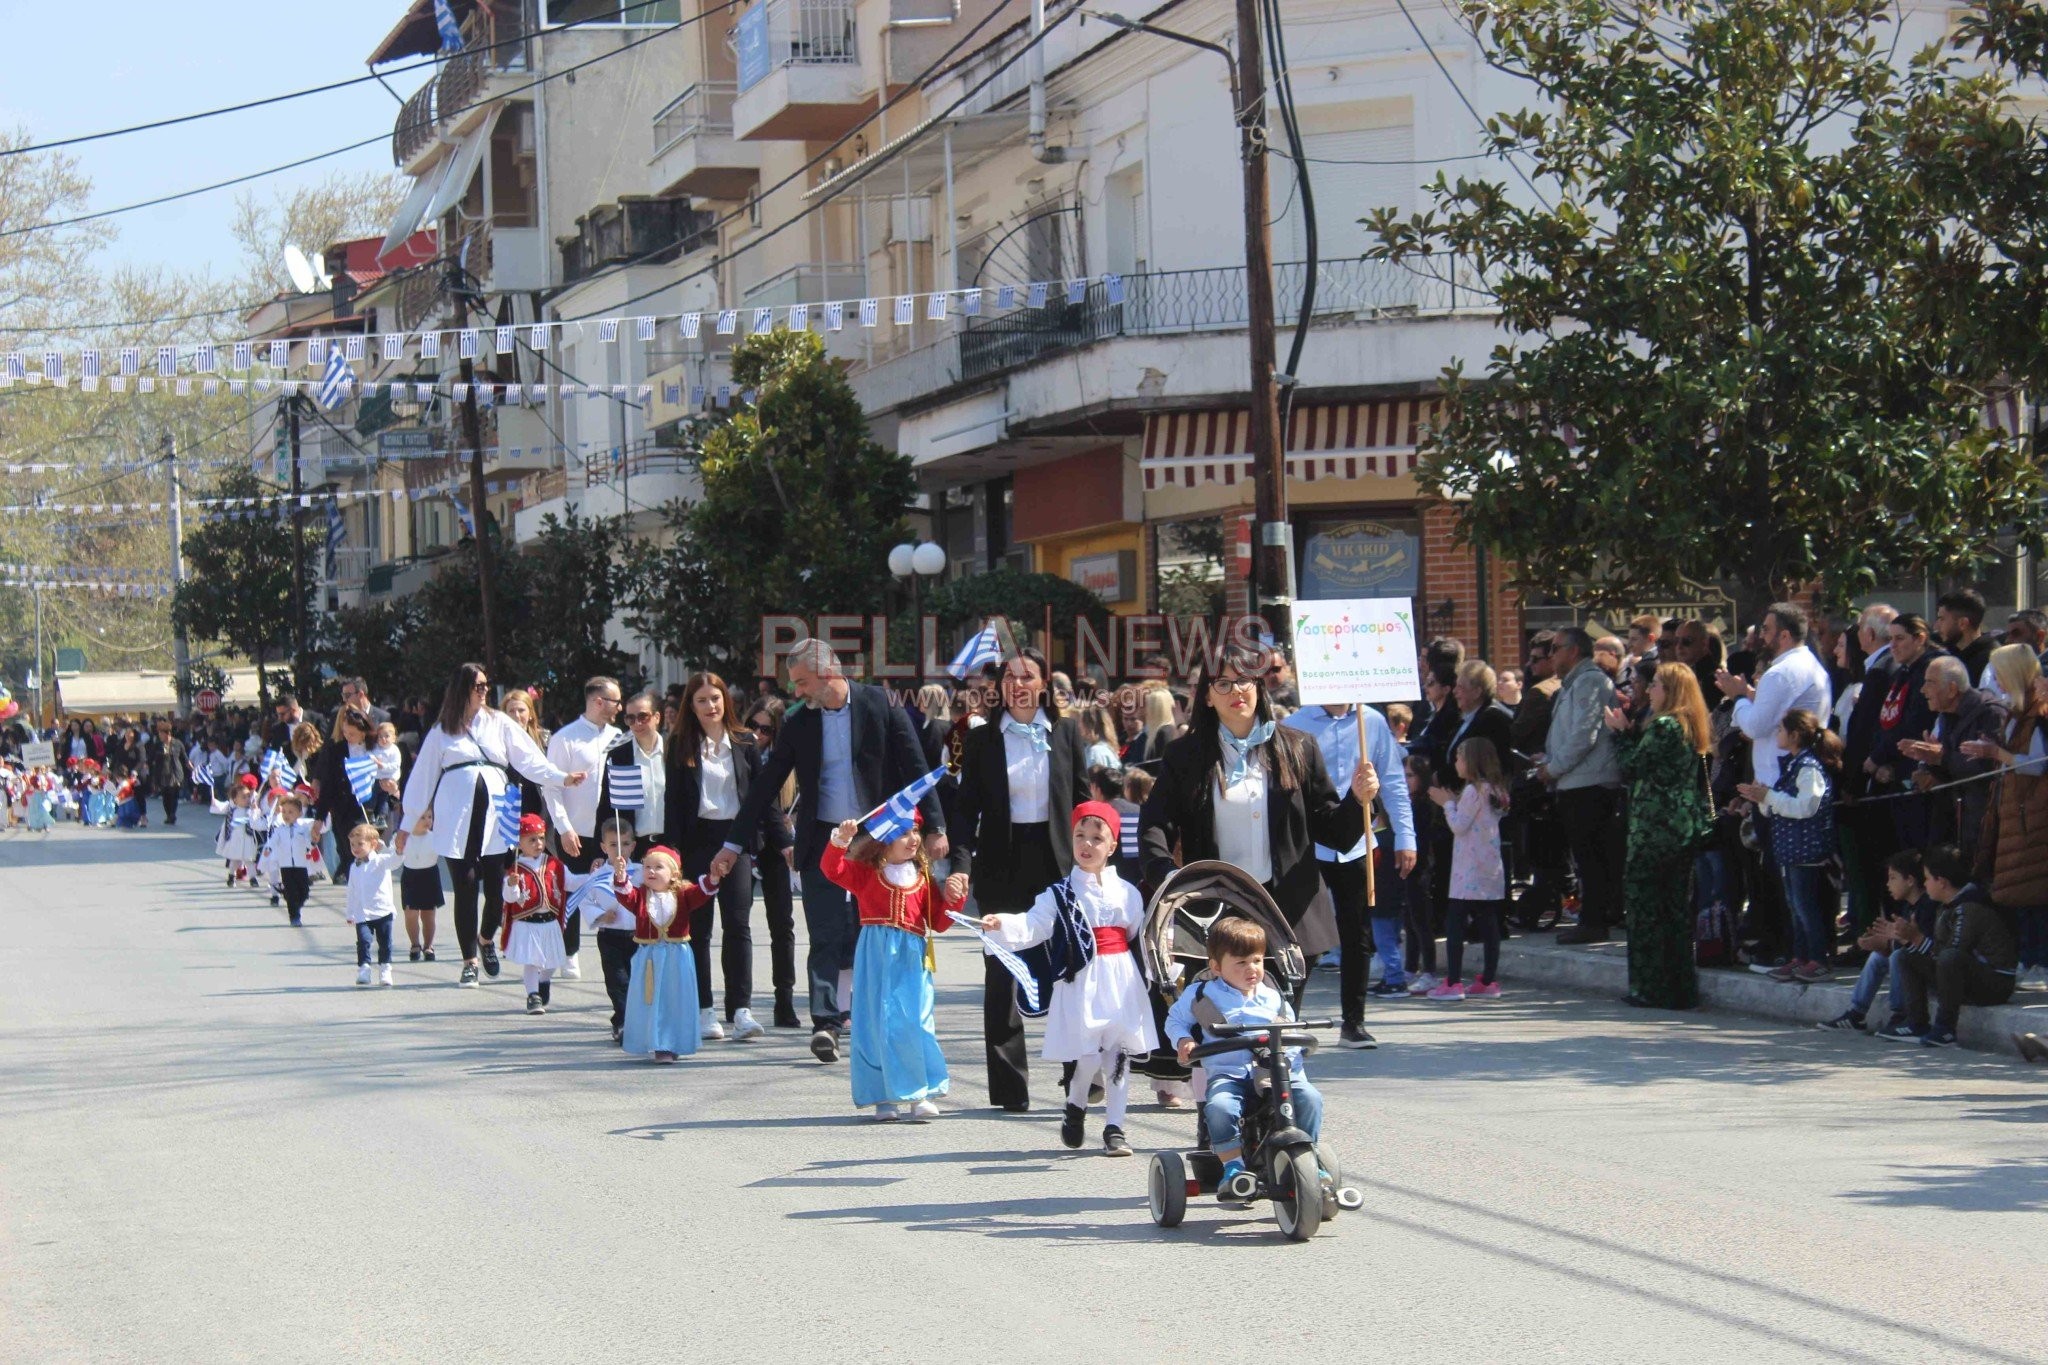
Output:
[1443, 783, 1507, 901]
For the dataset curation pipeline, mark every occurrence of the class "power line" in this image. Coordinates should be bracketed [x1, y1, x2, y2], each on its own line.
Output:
[0, 2, 745, 242]
[1390, 0, 1554, 210]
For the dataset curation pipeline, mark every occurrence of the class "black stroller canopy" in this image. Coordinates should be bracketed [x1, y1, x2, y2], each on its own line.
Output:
[1140, 860, 1307, 997]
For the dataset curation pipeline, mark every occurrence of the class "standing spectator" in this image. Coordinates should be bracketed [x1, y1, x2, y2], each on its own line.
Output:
[1738, 710, 1843, 982]
[713, 640, 946, 1065]
[1626, 615, 1660, 668]
[1509, 632, 1560, 760]
[338, 677, 391, 730]
[1840, 604, 1900, 924]
[1495, 668, 1524, 712]
[1966, 644, 2048, 987]
[1868, 613, 1949, 851]
[1592, 636, 1626, 682]
[266, 692, 326, 753]
[1897, 656, 2007, 860]
[1935, 589, 1994, 689]
[1538, 627, 1625, 944]
[144, 717, 189, 826]
[2003, 609, 2047, 660]
[739, 695, 801, 1027]
[1607, 663, 1714, 1009]
[1882, 844, 2018, 1046]
[1672, 618, 1726, 702]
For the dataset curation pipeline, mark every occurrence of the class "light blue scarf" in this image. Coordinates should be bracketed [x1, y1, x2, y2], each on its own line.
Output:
[1218, 719, 1276, 788]
[1001, 714, 1051, 753]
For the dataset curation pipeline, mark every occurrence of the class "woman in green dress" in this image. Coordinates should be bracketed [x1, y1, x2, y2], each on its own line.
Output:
[1604, 662, 1715, 1009]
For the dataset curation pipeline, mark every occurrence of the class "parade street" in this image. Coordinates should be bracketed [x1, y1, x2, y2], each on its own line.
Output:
[1, 823, 2042, 1365]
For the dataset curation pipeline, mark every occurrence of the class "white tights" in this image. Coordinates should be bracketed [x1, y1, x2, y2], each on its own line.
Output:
[523, 965, 555, 993]
[1066, 1048, 1130, 1128]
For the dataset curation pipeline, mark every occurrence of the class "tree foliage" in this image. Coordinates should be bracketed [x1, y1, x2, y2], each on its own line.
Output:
[171, 468, 320, 692]
[1366, 0, 2045, 608]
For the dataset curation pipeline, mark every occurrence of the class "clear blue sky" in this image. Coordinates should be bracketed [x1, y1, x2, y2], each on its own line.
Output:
[0, 2, 431, 278]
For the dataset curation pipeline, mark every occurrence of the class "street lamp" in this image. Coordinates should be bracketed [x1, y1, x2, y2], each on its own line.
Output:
[891, 541, 947, 677]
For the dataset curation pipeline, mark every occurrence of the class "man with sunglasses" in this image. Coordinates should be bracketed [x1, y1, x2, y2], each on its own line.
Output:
[543, 677, 636, 875]
[617, 692, 668, 855]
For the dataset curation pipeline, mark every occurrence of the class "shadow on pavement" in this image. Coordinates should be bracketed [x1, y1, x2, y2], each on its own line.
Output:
[1841, 1159, 2048, 1213]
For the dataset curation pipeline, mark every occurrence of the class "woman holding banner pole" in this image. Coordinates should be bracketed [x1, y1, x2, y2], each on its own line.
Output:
[948, 648, 1092, 1111]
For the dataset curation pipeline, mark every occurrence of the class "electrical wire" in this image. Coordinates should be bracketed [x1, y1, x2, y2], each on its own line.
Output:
[0, 1, 746, 241]
[1391, 0, 1554, 210]
[1264, 0, 1316, 402]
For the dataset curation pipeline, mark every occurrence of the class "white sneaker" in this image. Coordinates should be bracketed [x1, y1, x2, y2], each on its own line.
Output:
[700, 1008, 726, 1041]
[559, 957, 581, 980]
[1406, 972, 1437, 996]
[378, 964, 393, 987]
[907, 1099, 940, 1120]
[730, 1007, 765, 1041]
[872, 1104, 899, 1122]
[355, 965, 372, 986]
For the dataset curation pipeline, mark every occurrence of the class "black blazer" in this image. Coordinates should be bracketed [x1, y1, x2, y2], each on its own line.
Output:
[1139, 726, 1364, 952]
[309, 742, 367, 833]
[1434, 702, 1515, 787]
[730, 682, 942, 864]
[664, 732, 791, 856]
[950, 715, 1092, 891]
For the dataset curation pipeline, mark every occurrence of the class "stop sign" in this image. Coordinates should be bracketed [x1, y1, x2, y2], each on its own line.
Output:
[196, 688, 220, 715]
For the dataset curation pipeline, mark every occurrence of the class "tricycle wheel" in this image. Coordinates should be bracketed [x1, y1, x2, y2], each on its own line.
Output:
[1271, 1147, 1323, 1242]
[1149, 1151, 1188, 1228]
[1314, 1142, 1342, 1189]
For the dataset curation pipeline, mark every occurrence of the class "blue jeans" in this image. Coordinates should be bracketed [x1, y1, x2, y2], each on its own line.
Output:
[1370, 915, 1405, 988]
[1781, 863, 1830, 964]
[1693, 849, 1728, 912]
[355, 915, 393, 967]
[798, 828, 859, 1030]
[1203, 1070, 1324, 1163]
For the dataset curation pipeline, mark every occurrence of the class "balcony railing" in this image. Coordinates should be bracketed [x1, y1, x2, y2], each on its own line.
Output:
[393, 81, 438, 166]
[577, 444, 691, 491]
[736, 0, 857, 92]
[740, 261, 867, 310]
[559, 198, 719, 285]
[652, 82, 739, 154]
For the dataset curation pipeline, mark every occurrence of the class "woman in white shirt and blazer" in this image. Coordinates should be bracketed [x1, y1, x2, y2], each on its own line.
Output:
[1139, 644, 1377, 961]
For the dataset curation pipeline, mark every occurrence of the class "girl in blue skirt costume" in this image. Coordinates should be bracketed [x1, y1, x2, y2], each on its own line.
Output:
[820, 815, 966, 1122]
[613, 846, 716, 1063]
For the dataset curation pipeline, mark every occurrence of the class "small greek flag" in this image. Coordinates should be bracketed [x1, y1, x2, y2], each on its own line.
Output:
[948, 916, 1041, 1013]
[494, 784, 522, 846]
[607, 756, 645, 812]
[344, 754, 378, 804]
[317, 343, 355, 411]
[261, 750, 298, 789]
[434, 0, 464, 51]
[947, 621, 1004, 680]
[861, 766, 947, 846]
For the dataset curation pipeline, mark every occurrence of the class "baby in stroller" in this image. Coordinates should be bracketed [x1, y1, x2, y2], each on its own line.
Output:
[1165, 915, 1324, 1192]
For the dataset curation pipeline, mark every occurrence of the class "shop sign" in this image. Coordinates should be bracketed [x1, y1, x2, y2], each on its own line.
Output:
[1069, 550, 1137, 604]
[1301, 520, 1419, 599]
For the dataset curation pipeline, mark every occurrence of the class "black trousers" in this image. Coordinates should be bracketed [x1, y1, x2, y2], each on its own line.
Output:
[684, 819, 754, 1016]
[596, 928, 638, 1030]
[1897, 948, 2017, 1033]
[280, 867, 310, 920]
[159, 790, 179, 824]
[1446, 897, 1503, 986]
[1319, 855, 1371, 1027]
[759, 847, 798, 1003]
[978, 822, 1060, 1109]
[1556, 785, 1625, 934]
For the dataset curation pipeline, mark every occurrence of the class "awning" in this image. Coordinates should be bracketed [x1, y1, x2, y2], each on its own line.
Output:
[380, 156, 455, 259]
[368, 0, 475, 66]
[1139, 399, 1442, 491]
[802, 112, 1031, 203]
[425, 115, 495, 221]
[56, 668, 266, 716]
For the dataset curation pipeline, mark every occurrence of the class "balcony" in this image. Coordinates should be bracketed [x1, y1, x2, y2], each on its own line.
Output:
[731, 0, 872, 141]
[393, 82, 438, 168]
[452, 215, 546, 293]
[740, 261, 867, 309]
[558, 197, 719, 286]
[389, 1, 530, 171]
[650, 82, 761, 201]
[514, 444, 698, 539]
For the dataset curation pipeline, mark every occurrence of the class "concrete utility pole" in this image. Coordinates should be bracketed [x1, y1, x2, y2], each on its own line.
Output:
[285, 395, 310, 694]
[165, 431, 190, 712]
[1234, 0, 1292, 654]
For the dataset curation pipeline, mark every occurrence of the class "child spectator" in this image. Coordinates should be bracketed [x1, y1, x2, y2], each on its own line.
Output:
[1881, 844, 2018, 1046]
[1427, 736, 1510, 1000]
[1385, 703, 1414, 749]
[1737, 709, 1841, 983]
[1819, 850, 1927, 1032]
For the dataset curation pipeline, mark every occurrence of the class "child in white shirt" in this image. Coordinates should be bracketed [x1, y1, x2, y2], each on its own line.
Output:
[343, 824, 403, 986]
[259, 792, 319, 926]
[395, 810, 442, 963]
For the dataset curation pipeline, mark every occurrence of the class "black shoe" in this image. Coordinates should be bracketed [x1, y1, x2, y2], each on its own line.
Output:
[1102, 1125, 1131, 1157]
[1060, 1103, 1086, 1149]
[480, 944, 500, 978]
[270, 892, 281, 907]
[538, 980, 551, 1007]
[423, 949, 436, 962]
[1339, 1024, 1378, 1050]
[458, 963, 479, 988]
[226, 872, 235, 887]
[526, 992, 545, 1015]
[773, 998, 802, 1029]
[1622, 993, 1651, 1008]
[1816, 1010, 1866, 1032]
[409, 947, 423, 963]
[1555, 925, 1610, 945]
[612, 1023, 625, 1045]
[289, 914, 302, 927]
[810, 1028, 839, 1062]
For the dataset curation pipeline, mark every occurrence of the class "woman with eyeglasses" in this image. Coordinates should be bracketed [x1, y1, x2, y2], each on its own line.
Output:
[664, 672, 791, 1042]
[398, 662, 587, 989]
[1139, 643, 1378, 976]
[743, 696, 802, 1027]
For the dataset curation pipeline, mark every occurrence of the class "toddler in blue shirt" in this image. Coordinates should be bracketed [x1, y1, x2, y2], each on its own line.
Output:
[1165, 915, 1325, 1194]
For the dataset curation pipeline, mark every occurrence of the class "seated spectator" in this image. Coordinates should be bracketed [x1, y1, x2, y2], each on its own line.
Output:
[1819, 850, 1931, 1032]
[1878, 844, 2019, 1046]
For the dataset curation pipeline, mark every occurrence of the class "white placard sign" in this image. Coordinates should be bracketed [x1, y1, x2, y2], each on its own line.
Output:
[21, 740, 55, 767]
[1292, 598, 1422, 705]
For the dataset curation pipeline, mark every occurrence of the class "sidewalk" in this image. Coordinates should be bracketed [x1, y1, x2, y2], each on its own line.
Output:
[1491, 932, 2048, 1060]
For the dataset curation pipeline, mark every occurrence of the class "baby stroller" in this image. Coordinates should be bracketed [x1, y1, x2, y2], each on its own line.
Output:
[1137, 860, 1363, 1241]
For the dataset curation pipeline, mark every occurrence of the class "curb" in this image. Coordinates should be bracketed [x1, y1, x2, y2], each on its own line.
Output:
[1493, 934, 2048, 1060]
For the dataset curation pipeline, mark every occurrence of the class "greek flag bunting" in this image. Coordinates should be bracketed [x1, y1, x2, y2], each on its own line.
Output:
[998, 283, 1017, 310]
[317, 344, 355, 411]
[495, 784, 522, 846]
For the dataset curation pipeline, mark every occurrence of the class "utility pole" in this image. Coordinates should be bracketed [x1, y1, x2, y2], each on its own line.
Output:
[451, 281, 501, 680]
[165, 430, 190, 713]
[285, 395, 310, 694]
[1233, 0, 1292, 654]
[30, 583, 43, 726]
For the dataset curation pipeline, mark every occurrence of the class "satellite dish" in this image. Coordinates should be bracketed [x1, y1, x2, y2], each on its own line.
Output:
[283, 245, 319, 295]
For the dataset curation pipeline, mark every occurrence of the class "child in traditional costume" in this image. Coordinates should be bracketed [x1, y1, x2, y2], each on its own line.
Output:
[979, 801, 1157, 1156]
[25, 768, 56, 833]
[821, 814, 964, 1122]
[501, 814, 569, 1014]
[259, 790, 320, 925]
[212, 774, 263, 885]
[612, 845, 715, 1062]
[113, 770, 145, 828]
[344, 823, 403, 987]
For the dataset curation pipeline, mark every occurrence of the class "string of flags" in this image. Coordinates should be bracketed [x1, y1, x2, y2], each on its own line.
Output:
[0, 272, 1135, 393]
[0, 373, 753, 409]
[0, 482, 529, 518]
[0, 564, 173, 598]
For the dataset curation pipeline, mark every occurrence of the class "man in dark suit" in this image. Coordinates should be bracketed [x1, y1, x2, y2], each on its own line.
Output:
[716, 640, 945, 1062]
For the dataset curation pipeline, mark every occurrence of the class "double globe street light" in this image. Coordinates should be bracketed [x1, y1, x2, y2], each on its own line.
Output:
[889, 542, 948, 680]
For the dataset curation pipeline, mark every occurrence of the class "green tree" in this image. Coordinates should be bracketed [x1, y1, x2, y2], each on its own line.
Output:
[685, 329, 916, 663]
[510, 511, 642, 705]
[171, 468, 320, 705]
[623, 501, 759, 676]
[1365, 0, 2043, 609]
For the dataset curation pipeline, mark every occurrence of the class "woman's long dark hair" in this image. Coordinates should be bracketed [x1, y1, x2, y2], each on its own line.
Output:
[437, 662, 488, 736]
[1001, 646, 1064, 724]
[1189, 643, 1303, 791]
[672, 671, 750, 766]
[744, 694, 785, 745]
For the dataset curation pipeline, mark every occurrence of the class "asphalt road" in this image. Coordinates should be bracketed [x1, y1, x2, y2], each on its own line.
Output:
[2, 820, 2043, 1364]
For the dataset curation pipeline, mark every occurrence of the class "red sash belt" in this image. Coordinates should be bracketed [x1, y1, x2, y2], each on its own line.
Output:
[1094, 926, 1130, 955]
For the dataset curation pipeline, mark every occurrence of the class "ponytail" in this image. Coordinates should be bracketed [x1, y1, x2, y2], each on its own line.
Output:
[1781, 709, 1843, 773]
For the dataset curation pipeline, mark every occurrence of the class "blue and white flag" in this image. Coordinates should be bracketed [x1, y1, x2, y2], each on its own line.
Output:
[861, 766, 947, 845]
[607, 757, 645, 812]
[325, 501, 345, 579]
[566, 864, 639, 922]
[343, 754, 378, 805]
[948, 916, 1041, 1014]
[453, 497, 476, 538]
[260, 749, 298, 789]
[434, 0, 464, 51]
[947, 621, 1004, 680]
[495, 784, 523, 846]
[317, 343, 355, 411]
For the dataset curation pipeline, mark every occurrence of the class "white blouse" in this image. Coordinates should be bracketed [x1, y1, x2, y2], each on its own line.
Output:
[399, 709, 573, 860]
[1212, 754, 1273, 884]
[698, 735, 739, 819]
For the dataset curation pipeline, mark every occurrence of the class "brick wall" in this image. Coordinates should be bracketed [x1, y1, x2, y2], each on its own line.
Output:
[1421, 499, 1525, 665]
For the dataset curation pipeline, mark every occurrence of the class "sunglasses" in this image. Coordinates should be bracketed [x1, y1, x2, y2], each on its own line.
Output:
[625, 711, 655, 723]
[472, 681, 490, 693]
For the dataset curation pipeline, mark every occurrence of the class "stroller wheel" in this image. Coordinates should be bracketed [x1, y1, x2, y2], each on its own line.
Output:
[1314, 1141, 1343, 1190]
[1149, 1151, 1189, 1228]
[1270, 1147, 1324, 1242]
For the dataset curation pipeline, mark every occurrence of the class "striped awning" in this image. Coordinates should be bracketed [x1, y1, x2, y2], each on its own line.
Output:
[1140, 399, 1442, 491]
